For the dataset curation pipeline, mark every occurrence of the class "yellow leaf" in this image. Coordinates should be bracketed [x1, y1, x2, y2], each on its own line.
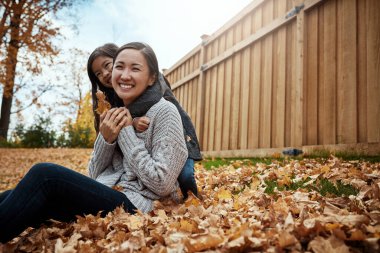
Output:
[217, 189, 232, 201]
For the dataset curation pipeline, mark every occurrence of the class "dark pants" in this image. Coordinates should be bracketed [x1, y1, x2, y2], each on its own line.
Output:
[178, 158, 198, 199]
[0, 163, 136, 243]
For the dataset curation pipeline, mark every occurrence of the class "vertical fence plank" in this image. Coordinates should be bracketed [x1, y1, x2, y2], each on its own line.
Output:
[230, 22, 242, 150]
[222, 29, 234, 150]
[291, 0, 305, 147]
[215, 36, 226, 151]
[321, 0, 337, 145]
[203, 71, 211, 150]
[337, 0, 357, 144]
[357, 0, 367, 143]
[248, 7, 262, 149]
[260, 1, 273, 148]
[207, 41, 219, 150]
[305, 8, 319, 145]
[367, 0, 380, 143]
[317, 5, 324, 144]
[239, 16, 252, 149]
[202, 44, 211, 150]
[272, 0, 286, 148]
[285, 22, 295, 147]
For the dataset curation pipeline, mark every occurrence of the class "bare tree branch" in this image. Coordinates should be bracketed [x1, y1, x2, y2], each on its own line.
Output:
[11, 84, 52, 114]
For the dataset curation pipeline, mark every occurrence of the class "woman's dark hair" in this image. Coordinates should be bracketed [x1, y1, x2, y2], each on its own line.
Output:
[114, 42, 159, 83]
[87, 43, 122, 133]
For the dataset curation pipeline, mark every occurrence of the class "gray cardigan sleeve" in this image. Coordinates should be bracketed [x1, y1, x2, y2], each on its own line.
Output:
[117, 103, 188, 197]
[88, 133, 117, 179]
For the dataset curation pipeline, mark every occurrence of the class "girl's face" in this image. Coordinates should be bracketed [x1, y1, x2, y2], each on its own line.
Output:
[112, 49, 155, 106]
[91, 56, 113, 88]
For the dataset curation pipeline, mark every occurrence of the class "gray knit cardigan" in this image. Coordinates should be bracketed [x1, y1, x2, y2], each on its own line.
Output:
[88, 98, 188, 213]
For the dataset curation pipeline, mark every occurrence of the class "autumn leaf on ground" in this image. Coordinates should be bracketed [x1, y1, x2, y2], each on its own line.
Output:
[1, 149, 380, 252]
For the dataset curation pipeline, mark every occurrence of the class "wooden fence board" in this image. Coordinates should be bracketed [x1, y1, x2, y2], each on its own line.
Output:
[230, 22, 243, 150]
[305, 7, 318, 145]
[317, 5, 324, 145]
[222, 29, 234, 150]
[292, 0, 304, 147]
[261, 0, 273, 148]
[272, 0, 286, 148]
[367, 0, 380, 143]
[285, 22, 295, 147]
[215, 37, 226, 151]
[357, 0, 367, 143]
[239, 16, 252, 149]
[337, 0, 357, 144]
[248, 7, 262, 149]
[321, 0, 337, 145]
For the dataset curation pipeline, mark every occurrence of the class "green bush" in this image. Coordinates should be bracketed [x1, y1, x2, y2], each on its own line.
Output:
[13, 116, 56, 148]
[57, 124, 94, 148]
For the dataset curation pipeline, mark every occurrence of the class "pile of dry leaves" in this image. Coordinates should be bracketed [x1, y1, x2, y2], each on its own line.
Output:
[0, 148, 379, 252]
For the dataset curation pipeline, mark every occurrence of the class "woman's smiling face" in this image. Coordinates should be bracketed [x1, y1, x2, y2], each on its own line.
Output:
[112, 49, 155, 106]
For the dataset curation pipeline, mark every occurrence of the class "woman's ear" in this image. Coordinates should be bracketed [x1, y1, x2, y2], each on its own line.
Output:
[148, 74, 157, 86]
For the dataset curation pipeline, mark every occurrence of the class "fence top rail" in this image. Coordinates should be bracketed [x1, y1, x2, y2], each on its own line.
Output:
[163, 0, 266, 76]
[163, 44, 201, 76]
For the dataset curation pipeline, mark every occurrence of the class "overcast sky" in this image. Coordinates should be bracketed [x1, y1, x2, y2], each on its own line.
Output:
[63, 0, 252, 69]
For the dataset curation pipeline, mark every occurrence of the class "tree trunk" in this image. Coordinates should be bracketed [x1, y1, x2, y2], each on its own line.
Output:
[0, 5, 21, 139]
[0, 96, 13, 139]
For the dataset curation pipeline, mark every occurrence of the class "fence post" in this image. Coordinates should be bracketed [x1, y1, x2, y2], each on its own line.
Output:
[291, 0, 305, 147]
[197, 35, 209, 150]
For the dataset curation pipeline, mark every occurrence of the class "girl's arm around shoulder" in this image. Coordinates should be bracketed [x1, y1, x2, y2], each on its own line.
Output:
[118, 100, 188, 196]
[88, 132, 117, 179]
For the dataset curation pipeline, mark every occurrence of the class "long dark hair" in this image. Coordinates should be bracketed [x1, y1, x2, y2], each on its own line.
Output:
[87, 43, 123, 133]
[114, 42, 159, 83]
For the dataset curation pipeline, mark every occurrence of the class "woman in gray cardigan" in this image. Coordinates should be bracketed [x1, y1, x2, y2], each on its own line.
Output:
[0, 42, 188, 243]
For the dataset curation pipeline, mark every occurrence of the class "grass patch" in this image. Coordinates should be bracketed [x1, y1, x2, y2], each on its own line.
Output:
[316, 179, 359, 197]
[264, 178, 358, 197]
[201, 157, 284, 170]
[264, 177, 312, 194]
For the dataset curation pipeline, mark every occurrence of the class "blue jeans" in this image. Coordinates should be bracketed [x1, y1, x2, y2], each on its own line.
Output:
[0, 163, 136, 243]
[177, 158, 198, 199]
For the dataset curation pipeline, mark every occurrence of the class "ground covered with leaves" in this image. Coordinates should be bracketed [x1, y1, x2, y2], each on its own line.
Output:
[0, 148, 379, 252]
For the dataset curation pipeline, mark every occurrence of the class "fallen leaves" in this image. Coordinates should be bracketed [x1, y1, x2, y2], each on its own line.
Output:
[1, 149, 380, 252]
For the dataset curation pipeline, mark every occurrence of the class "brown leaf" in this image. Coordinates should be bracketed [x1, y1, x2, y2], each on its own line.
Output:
[95, 90, 111, 114]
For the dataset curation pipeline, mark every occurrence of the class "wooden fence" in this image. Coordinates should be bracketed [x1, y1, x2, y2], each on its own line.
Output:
[163, 0, 380, 157]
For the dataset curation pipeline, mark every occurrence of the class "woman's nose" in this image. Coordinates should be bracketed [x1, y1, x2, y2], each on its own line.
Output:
[120, 69, 131, 80]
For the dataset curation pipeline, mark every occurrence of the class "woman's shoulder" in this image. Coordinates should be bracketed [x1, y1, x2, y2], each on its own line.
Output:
[149, 98, 178, 115]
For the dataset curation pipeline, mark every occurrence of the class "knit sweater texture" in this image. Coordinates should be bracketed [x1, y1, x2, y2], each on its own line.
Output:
[88, 98, 188, 213]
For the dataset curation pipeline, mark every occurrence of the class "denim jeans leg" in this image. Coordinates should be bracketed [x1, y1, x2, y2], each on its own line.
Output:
[0, 190, 12, 204]
[0, 162, 136, 243]
[177, 158, 197, 199]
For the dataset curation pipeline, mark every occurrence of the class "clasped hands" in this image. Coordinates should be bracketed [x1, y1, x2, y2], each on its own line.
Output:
[99, 107, 150, 144]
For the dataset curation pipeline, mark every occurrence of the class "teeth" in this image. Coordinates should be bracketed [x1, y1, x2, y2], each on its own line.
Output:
[120, 84, 133, 89]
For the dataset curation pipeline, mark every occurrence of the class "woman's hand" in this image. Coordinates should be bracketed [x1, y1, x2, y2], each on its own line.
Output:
[99, 108, 133, 143]
[133, 116, 150, 133]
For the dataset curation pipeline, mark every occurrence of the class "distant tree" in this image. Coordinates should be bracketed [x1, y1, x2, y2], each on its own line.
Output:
[0, 0, 88, 140]
[57, 92, 96, 148]
[14, 115, 56, 148]
[53, 48, 89, 120]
